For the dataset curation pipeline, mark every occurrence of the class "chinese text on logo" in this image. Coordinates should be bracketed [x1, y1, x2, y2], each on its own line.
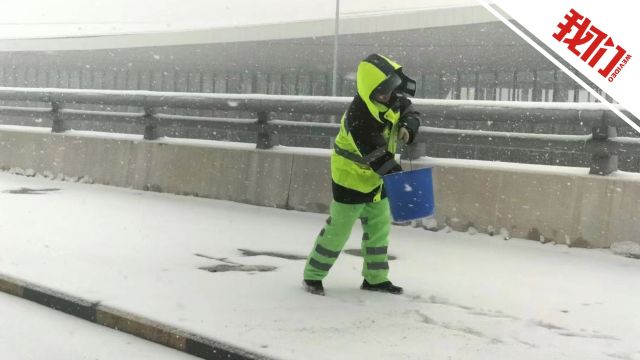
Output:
[553, 9, 632, 82]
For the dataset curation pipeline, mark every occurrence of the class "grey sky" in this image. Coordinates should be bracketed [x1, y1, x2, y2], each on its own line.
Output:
[1, 0, 478, 39]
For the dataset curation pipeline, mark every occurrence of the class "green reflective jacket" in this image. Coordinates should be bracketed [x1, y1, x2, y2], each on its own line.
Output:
[331, 54, 407, 201]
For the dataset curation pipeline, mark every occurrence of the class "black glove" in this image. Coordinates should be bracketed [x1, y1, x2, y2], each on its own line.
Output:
[370, 151, 402, 176]
[399, 113, 421, 144]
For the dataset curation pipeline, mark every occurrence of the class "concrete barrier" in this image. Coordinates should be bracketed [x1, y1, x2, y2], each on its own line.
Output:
[422, 160, 640, 248]
[1, 126, 638, 249]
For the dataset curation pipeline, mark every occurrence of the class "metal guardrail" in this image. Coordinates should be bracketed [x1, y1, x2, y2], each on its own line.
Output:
[0, 87, 638, 175]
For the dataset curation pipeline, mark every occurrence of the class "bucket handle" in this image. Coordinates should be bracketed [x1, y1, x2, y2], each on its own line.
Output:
[399, 144, 413, 171]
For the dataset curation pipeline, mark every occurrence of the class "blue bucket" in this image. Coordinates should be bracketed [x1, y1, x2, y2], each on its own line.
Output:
[383, 167, 435, 222]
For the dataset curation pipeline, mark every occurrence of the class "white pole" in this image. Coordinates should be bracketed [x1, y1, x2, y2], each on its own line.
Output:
[331, 0, 340, 97]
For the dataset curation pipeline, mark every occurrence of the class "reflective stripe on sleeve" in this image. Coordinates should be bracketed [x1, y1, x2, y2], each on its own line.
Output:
[374, 157, 398, 175]
[334, 143, 388, 167]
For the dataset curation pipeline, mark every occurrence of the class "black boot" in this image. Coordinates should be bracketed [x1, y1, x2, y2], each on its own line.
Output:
[360, 279, 403, 295]
[303, 280, 325, 296]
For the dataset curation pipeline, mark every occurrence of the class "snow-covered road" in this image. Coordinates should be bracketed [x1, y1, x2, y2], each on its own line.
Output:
[0, 291, 199, 360]
[1, 171, 639, 360]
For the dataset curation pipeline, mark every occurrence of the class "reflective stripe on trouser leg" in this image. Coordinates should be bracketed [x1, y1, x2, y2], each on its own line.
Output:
[360, 198, 392, 284]
[303, 201, 364, 281]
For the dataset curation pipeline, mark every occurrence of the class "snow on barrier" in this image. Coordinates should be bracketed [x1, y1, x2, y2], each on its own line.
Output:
[0, 88, 639, 248]
[0, 87, 639, 173]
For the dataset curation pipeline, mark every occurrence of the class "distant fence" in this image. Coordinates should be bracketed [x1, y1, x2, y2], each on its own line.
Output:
[0, 64, 606, 104]
[0, 87, 638, 174]
[0, 65, 632, 136]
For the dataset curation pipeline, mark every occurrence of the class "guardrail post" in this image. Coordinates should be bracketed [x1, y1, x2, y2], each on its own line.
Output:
[256, 111, 277, 149]
[588, 111, 618, 175]
[143, 107, 159, 140]
[50, 101, 65, 133]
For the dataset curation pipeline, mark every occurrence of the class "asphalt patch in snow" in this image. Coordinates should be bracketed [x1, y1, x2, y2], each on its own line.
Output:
[343, 249, 398, 260]
[200, 264, 277, 273]
[557, 331, 620, 340]
[195, 253, 278, 273]
[237, 248, 306, 260]
[468, 310, 519, 320]
[530, 320, 566, 331]
[2, 187, 61, 195]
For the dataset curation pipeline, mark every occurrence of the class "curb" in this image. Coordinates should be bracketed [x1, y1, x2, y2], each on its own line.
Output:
[0, 273, 273, 360]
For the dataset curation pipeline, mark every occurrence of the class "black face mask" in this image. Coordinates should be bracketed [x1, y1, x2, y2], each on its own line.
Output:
[370, 72, 415, 109]
[396, 69, 417, 97]
[387, 91, 409, 111]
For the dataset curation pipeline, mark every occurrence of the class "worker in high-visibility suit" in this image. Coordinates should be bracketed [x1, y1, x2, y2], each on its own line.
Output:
[303, 54, 421, 296]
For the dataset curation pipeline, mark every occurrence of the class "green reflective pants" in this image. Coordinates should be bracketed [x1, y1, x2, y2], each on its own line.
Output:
[303, 199, 392, 285]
